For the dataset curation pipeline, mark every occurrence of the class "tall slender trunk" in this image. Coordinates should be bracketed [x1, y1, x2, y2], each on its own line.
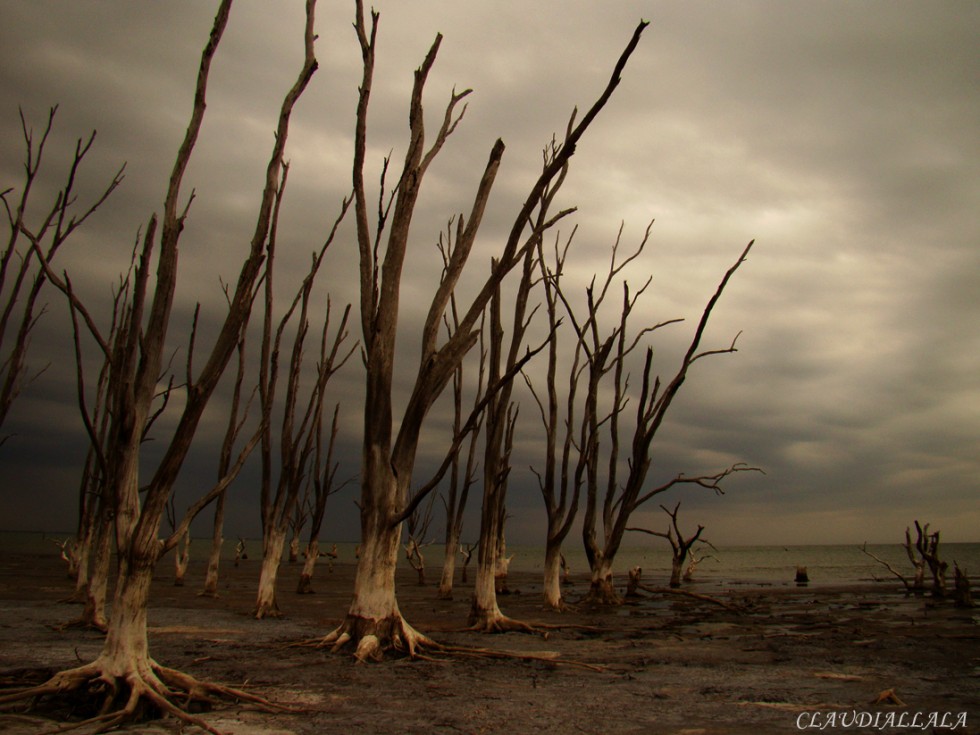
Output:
[201, 490, 226, 596]
[254, 527, 287, 618]
[437, 532, 459, 599]
[542, 542, 563, 610]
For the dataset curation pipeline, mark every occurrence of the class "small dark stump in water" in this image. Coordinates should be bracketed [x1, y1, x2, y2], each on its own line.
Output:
[795, 566, 809, 586]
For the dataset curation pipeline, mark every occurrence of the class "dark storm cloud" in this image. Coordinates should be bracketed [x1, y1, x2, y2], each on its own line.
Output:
[1, 1, 977, 545]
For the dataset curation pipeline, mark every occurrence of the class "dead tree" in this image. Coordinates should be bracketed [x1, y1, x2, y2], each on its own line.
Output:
[318, 2, 648, 661]
[253, 271, 353, 618]
[165, 494, 191, 587]
[862, 521, 949, 598]
[404, 492, 435, 586]
[911, 521, 947, 597]
[234, 537, 248, 567]
[469, 243, 546, 633]
[683, 545, 717, 582]
[1, 107, 123, 446]
[567, 234, 760, 604]
[287, 499, 309, 564]
[436, 233, 487, 601]
[0, 2, 319, 728]
[524, 226, 588, 610]
[459, 541, 476, 583]
[627, 502, 708, 587]
[297, 403, 348, 594]
[202, 307, 254, 597]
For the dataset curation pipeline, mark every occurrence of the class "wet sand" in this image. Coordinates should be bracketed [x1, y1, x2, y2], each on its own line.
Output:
[0, 548, 977, 734]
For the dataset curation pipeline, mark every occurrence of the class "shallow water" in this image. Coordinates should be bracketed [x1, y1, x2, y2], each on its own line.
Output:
[5, 529, 976, 588]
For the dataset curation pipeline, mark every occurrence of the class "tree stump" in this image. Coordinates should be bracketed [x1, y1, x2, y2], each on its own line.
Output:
[626, 566, 643, 598]
[953, 563, 974, 608]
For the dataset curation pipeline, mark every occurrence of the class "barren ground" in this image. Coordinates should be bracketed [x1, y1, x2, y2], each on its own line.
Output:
[0, 549, 977, 734]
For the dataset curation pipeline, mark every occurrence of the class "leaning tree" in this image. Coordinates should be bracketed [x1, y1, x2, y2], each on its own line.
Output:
[0, 1, 321, 730]
[317, 1, 648, 661]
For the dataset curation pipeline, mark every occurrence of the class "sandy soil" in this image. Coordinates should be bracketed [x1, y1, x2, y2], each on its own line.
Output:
[0, 549, 977, 734]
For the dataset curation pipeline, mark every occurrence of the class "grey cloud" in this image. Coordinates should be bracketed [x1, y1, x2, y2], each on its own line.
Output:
[1, 1, 977, 547]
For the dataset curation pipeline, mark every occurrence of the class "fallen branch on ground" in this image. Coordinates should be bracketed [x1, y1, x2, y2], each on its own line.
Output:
[637, 584, 745, 612]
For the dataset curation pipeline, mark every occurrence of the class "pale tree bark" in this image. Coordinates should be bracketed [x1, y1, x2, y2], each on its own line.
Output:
[1, 2, 320, 728]
[320, 2, 648, 661]
[0, 107, 123, 446]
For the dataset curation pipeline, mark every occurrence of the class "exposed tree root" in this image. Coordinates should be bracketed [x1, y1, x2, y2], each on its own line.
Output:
[467, 612, 548, 637]
[52, 617, 108, 635]
[293, 614, 605, 672]
[311, 613, 439, 663]
[0, 656, 299, 735]
[579, 583, 623, 606]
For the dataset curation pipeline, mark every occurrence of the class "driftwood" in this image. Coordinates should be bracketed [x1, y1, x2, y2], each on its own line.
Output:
[637, 584, 744, 612]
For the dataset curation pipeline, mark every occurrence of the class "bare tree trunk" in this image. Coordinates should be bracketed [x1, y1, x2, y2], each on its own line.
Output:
[79, 509, 112, 631]
[437, 537, 459, 599]
[542, 544, 564, 609]
[297, 539, 319, 594]
[436, 278, 485, 601]
[255, 527, 287, 618]
[459, 542, 475, 584]
[320, 1, 648, 659]
[201, 490, 225, 597]
[2, 2, 320, 726]
[588, 555, 619, 604]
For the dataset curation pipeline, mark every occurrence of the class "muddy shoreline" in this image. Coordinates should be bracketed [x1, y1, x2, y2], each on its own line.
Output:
[0, 549, 977, 734]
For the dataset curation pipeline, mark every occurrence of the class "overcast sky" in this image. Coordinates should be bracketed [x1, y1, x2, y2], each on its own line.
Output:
[1, 1, 977, 547]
